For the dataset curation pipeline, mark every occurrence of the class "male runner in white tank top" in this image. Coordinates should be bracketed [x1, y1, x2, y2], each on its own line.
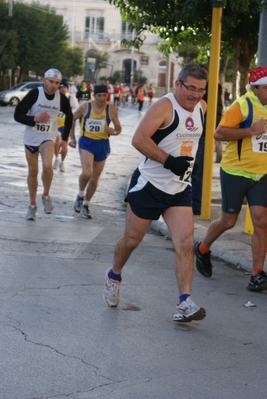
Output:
[14, 68, 73, 220]
[103, 63, 208, 323]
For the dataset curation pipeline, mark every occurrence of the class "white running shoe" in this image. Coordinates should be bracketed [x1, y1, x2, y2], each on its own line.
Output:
[53, 158, 60, 170]
[42, 196, 54, 214]
[103, 268, 121, 307]
[59, 161, 65, 172]
[173, 296, 206, 323]
[25, 205, 37, 221]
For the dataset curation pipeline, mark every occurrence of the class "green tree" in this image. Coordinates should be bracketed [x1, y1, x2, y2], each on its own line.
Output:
[85, 50, 109, 82]
[62, 45, 84, 78]
[9, 2, 69, 81]
[0, 2, 83, 82]
[0, 29, 18, 88]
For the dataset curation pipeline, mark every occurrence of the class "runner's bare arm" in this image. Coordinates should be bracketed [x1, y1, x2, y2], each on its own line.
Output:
[132, 97, 173, 164]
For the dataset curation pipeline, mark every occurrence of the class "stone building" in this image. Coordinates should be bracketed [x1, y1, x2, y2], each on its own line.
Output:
[28, 0, 182, 91]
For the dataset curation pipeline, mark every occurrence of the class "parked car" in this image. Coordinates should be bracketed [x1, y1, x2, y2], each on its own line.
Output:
[0, 81, 44, 106]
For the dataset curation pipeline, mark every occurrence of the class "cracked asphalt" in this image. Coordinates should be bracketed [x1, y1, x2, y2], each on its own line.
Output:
[0, 103, 266, 399]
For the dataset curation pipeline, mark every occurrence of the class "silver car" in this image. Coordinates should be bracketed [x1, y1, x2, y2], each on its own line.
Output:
[0, 81, 44, 106]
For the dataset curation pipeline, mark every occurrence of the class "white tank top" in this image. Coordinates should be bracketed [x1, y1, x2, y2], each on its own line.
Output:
[133, 93, 204, 195]
[24, 87, 60, 146]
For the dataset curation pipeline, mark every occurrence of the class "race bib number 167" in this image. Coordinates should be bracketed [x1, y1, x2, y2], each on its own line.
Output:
[33, 121, 51, 133]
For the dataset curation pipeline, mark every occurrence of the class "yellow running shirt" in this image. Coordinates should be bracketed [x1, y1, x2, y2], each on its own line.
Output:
[220, 90, 267, 176]
[80, 101, 111, 140]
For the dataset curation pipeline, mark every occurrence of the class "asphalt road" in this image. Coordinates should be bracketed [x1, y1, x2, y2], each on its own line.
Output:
[0, 103, 266, 399]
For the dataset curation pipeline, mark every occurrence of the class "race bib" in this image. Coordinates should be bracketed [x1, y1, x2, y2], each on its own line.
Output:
[172, 165, 193, 183]
[33, 109, 58, 133]
[33, 121, 51, 133]
[172, 140, 195, 182]
[251, 133, 267, 153]
[85, 118, 105, 134]
[58, 111, 65, 119]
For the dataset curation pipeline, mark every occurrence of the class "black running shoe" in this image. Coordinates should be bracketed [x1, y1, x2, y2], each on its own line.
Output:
[194, 241, 213, 278]
[82, 205, 93, 219]
[74, 195, 84, 213]
[247, 271, 267, 292]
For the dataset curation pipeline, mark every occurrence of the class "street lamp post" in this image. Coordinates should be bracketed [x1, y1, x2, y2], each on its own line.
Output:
[8, 0, 13, 16]
[165, 54, 171, 94]
[258, 3, 267, 66]
[71, 0, 76, 48]
[130, 30, 135, 88]
[130, 46, 134, 87]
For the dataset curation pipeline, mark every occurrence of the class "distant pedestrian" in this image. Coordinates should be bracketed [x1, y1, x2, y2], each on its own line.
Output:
[130, 82, 137, 105]
[53, 79, 79, 173]
[147, 83, 155, 106]
[87, 80, 93, 97]
[68, 79, 78, 95]
[69, 84, 122, 219]
[106, 80, 113, 102]
[122, 83, 130, 105]
[113, 81, 122, 109]
[194, 66, 267, 292]
[102, 63, 208, 323]
[14, 69, 73, 220]
[76, 80, 91, 104]
[136, 83, 146, 113]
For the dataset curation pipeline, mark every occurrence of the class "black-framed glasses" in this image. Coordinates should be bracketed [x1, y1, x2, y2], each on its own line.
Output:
[179, 80, 206, 95]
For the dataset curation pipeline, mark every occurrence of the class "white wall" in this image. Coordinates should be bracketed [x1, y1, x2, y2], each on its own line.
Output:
[23, 0, 181, 90]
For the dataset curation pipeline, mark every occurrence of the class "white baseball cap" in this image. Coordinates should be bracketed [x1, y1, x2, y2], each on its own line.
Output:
[44, 68, 62, 80]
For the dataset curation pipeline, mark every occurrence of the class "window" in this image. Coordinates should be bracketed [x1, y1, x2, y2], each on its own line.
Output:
[121, 21, 133, 39]
[25, 83, 43, 90]
[85, 16, 104, 39]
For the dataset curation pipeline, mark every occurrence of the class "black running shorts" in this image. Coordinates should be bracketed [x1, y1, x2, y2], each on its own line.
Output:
[126, 168, 192, 220]
[220, 168, 267, 213]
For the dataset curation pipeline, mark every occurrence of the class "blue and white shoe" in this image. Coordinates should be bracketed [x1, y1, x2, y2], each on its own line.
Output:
[173, 296, 206, 323]
[102, 268, 121, 307]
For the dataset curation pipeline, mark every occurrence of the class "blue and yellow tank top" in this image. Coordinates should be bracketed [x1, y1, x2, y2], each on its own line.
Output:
[80, 100, 111, 140]
[57, 111, 65, 129]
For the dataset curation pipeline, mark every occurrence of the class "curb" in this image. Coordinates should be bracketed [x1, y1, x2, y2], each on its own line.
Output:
[151, 218, 254, 274]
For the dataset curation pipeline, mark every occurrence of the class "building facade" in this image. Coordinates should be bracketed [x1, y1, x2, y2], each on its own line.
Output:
[25, 0, 182, 90]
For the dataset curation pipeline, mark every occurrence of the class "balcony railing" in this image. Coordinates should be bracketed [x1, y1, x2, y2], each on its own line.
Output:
[72, 30, 159, 44]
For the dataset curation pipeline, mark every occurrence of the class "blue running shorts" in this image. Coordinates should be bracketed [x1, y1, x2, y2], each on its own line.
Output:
[78, 136, 110, 162]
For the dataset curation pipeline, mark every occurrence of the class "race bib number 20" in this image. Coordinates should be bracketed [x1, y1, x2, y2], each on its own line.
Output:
[85, 118, 105, 134]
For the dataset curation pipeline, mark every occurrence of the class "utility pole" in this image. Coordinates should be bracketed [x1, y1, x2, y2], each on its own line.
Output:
[130, 30, 135, 87]
[71, 0, 76, 48]
[165, 54, 171, 94]
[257, 3, 267, 66]
[201, 0, 225, 220]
